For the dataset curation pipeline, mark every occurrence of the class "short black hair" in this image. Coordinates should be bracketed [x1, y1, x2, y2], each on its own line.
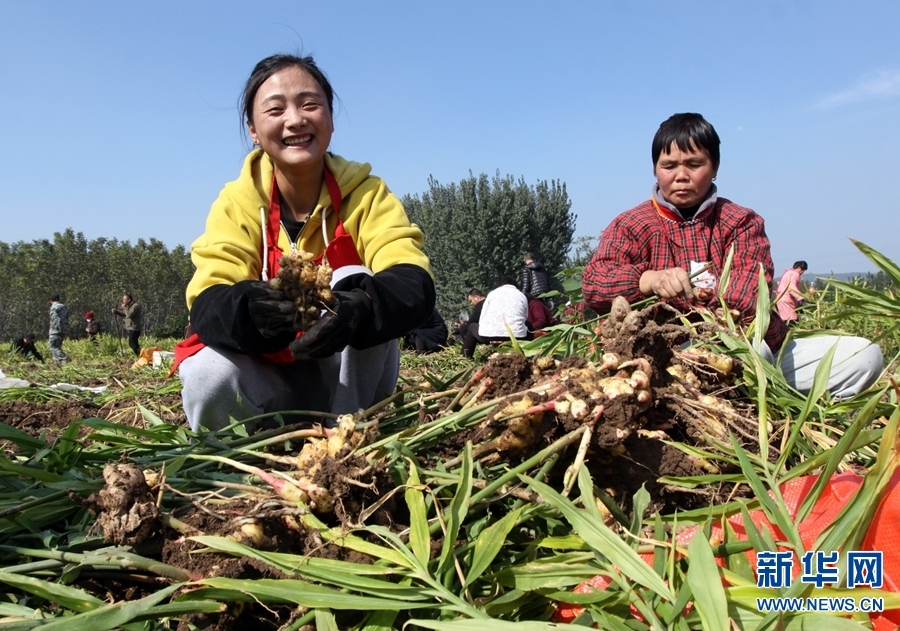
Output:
[24, 333, 36, 341]
[498, 275, 518, 288]
[793, 261, 809, 271]
[652, 113, 721, 170]
[467, 289, 485, 299]
[49, 294, 60, 302]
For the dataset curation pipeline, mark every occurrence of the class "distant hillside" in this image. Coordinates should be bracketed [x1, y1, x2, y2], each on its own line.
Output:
[804, 272, 869, 282]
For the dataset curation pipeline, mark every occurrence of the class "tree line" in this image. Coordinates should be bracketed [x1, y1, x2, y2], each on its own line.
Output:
[1, 172, 578, 342]
[0, 229, 193, 341]
[403, 171, 576, 319]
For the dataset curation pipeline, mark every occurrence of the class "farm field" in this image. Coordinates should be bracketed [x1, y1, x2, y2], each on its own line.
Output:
[1, 248, 899, 631]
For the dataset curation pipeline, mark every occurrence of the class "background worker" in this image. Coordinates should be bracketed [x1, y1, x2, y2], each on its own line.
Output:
[462, 277, 530, 358]
[456, 289, 485, 340]
[403, 308, 448, 354]
[775, 260, 808, 327]
[48, 294, 69, 363]
[521, 252, 551, 306]
[11, 333, 43, 362]
[525, 295, 558, 332]
[84, 311, 101, 343]
[112, 293, 142, 356]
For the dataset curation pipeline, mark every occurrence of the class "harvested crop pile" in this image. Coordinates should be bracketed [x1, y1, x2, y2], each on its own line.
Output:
[430, 297, 760, 511]
[148, 298, 759, 529]
[8, 296, 768, 629]
[65, 297, 758, 554]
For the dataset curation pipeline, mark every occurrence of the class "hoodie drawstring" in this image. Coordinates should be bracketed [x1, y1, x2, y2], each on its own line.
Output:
[259, 206, 269, 282]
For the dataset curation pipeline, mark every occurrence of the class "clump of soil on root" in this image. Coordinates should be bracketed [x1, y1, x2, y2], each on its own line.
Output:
[78, 463, 160, 545]
[312, 454, 398, 530]
[482, 353, 535, 397]
[156, 489, 380, 631]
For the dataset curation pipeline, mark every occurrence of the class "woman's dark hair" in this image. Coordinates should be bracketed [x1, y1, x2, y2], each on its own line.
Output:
[240, 54, 335, 126]
[652, 113, 721, 169]
[793, 261, 809, 271]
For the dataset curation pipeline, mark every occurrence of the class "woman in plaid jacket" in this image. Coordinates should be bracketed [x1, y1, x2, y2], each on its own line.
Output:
[582, 113, 881, 399]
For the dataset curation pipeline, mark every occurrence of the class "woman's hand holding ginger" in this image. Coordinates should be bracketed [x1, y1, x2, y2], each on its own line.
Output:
[639, 268, 694, 300]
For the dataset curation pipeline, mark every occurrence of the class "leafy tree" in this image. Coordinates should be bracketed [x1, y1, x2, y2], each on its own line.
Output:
[565, 235, 599, 269]
[403, 172, 576, 318]
[0, 230, 193, 342]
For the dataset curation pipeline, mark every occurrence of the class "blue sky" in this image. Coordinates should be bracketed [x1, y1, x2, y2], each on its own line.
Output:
[2, 1, 898, 276]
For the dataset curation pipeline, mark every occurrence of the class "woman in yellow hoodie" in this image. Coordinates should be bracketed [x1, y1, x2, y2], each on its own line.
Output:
[176, 54, 435, 431]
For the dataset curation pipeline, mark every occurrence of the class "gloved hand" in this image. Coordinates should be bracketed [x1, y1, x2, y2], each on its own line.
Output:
[246, 281, 296, 338]
[290, 289, 372, 360]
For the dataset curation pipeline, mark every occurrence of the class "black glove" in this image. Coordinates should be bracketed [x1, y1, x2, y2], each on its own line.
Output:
[246, 281, 296, 338]
[289, 289, 373, 360]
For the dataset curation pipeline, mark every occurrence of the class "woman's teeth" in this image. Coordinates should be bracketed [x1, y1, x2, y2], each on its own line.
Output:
[284, 135, 311, 146]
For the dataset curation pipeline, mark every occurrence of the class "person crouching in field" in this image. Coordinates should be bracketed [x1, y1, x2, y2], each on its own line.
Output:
[581, 113, 882, 399]
[11, 333, 43, 362]
[173, 54, 434, 432]
[462, 278, 531, 358]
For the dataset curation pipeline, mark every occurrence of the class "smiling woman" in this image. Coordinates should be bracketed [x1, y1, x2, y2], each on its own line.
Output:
[172, 54, 436, 432]
[247, 64, 334, 222]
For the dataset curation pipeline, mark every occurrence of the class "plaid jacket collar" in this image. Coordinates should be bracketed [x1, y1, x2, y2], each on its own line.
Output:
[651, 183, 718, 223]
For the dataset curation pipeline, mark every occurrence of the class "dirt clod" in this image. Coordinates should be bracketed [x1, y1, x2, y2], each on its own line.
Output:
[81, 463, 160, 545]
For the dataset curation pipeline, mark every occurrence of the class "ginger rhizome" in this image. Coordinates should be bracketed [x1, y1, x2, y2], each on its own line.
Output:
[269, 250, 334, 330]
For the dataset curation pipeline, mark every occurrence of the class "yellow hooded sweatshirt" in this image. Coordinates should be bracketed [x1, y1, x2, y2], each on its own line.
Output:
[187, 150, 431, 309]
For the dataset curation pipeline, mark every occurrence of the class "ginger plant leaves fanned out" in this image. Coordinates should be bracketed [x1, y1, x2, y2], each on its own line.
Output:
[405, 458, 432, 567]
[822, 239, 900, 361]
[521, 474, 673, 600]
[814, 399, 900, 560]
[686, 532, 730, 631]
[463, 505, 526, 589]
[825, 239, 900, 319]
[749, 403, 900, 631]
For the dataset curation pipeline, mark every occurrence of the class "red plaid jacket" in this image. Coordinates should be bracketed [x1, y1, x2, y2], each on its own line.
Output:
[582, 197, 787, 352]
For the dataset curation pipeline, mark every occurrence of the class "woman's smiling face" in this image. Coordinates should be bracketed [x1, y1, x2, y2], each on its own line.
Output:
[248, 65, 334, 177]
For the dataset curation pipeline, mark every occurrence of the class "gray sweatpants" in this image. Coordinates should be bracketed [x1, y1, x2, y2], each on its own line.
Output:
[761, 334, 883, 399]
[179, 341, 400, 432]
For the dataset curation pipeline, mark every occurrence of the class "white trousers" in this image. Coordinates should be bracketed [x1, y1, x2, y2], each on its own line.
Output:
[761, 335, 883, 399]
[179, 341, 400, 432]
